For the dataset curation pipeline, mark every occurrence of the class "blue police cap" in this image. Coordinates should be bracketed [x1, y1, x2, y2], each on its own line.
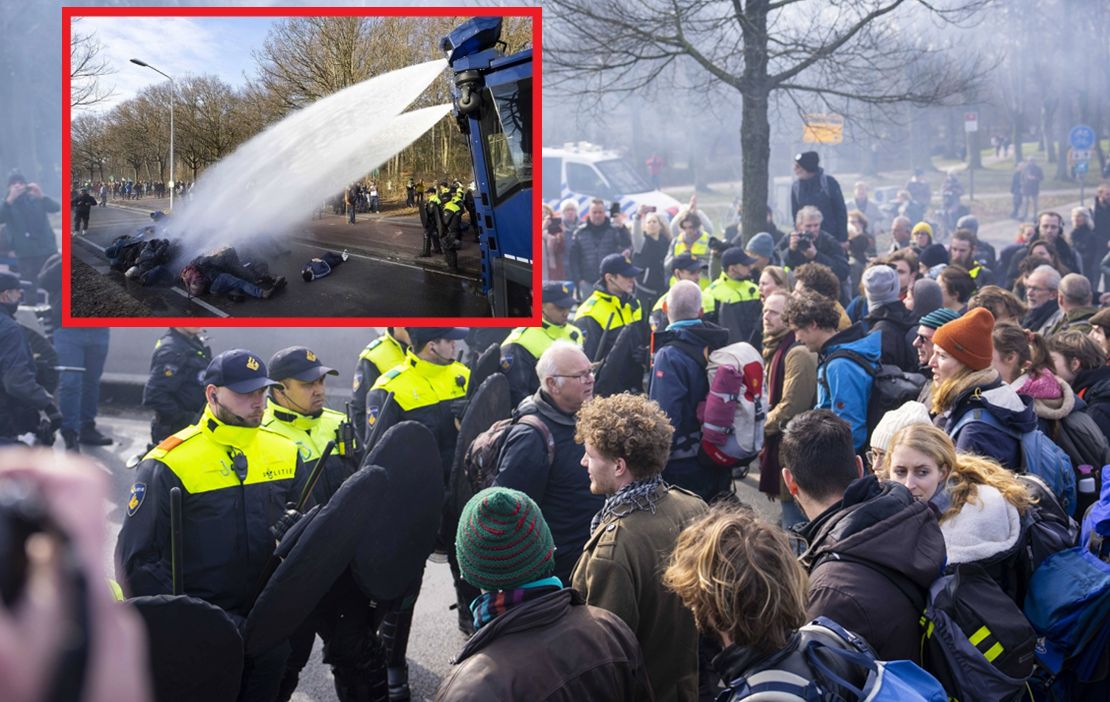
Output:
[721, 247, 756, 268]
[542, 281, 576, 308]
[202, 349, 282, 393]
[407, 327, 469, 350]
[600, 253, 641, 278]
[268, 346, 338, 382]
[671, 253, 704, 272]
[0, 271, 21, 292]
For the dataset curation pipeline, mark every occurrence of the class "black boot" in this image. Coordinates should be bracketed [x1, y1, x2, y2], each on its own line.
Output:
[61, 429, 81, 453]
[380, 610, 414, 701]
[79, 424, 113, 446]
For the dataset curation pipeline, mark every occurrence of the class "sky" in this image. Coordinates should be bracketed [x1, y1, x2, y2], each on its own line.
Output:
[79, 16, 278, 114]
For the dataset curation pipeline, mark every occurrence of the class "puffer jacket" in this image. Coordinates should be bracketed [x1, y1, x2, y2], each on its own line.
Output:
[817, 324, 882, 452]
[801, 476, 946, 664]
[1011, 370, 1110, 470]
[937, 370, 1038, 470]
[569, 218, 623, 285]
[435, 588, 653, 702]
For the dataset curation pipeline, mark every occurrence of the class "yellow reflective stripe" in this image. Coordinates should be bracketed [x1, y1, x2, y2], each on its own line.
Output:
[969, 626, 990, 647]
[984, 642, 1004, 662]
[107, 578, 125, 601]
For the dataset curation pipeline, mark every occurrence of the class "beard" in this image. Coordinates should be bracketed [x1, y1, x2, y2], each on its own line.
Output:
[213, 399, 261, 427]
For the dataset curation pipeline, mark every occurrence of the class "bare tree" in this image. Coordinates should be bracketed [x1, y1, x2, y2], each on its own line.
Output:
[70, 18, 114, 110]
[546, 0, 991, 244]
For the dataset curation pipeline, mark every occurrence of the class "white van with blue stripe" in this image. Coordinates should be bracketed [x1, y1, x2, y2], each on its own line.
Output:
[542, 142, 682, 221]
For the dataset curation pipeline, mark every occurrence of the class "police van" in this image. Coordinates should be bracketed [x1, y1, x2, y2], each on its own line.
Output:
[542, 142, 682, 220]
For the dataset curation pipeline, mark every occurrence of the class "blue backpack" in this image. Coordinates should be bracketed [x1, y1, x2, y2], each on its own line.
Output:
[721, 617, 947, 702]
[950, 408, 1076, 516]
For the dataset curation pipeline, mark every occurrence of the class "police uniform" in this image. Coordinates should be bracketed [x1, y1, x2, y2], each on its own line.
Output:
[967, 263, 994, 289]
[573, 255, 645, 362]
[702, 248, 762, 342]
[364, 328, 470, 698]
[501, 281, 583, 406]
[262, 347, 385, 702]
[116, 349, 307, 702]
[667, 232, 710, 286]
[420, 189, 443, 257]
[142, 328, 212, 444]
[0, 272, 60, 443]
[350, 330, 409, 445]
[651, 254, 709, 331]
[440, 188, 465, 271]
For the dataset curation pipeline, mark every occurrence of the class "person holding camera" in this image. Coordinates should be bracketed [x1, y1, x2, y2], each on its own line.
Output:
[0, 272, 62, 447]
[0, 171, 60, 298]
[778, 206, 851, 296]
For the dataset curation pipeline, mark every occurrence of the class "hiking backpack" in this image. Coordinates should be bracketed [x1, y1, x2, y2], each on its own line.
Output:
[920, 562, 1038, 702]
[820, 348, 926, 444]
[698, 341, 765, 468]
[722, 616, 947, 702]
[463, 414, 554, 494]
[951, 408, 1077, 516]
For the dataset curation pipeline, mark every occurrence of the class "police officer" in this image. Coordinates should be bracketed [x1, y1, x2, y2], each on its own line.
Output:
[463, 183, 478, 242]
[574, 253, 645, 362]
[365, 327, 469, 700]
[418, 187, 442, 258]
[116, 349, 308, 702]
[440, 186, 465, 271]
[263, 346, 383, 702]
[703, 246, 762, 341]
[650, 253, 707, 331]
[0, 271, 62, 445]
[501, 281, 583, 405]
[350, 328, 411, 445]
[141, 327, 212, 444]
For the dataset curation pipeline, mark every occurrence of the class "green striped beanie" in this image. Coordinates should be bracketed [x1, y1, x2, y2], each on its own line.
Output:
[456, 487, 555, 591]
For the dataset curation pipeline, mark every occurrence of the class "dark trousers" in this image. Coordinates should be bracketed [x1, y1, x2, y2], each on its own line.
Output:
[239, 641, 291, 702]
[75, 211, 90, 231]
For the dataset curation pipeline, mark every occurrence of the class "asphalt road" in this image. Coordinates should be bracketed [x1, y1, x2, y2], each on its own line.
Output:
[70, 205, 491, 318]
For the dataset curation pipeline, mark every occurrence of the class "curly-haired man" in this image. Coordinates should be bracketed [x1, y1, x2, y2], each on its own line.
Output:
[570, 392, 708, 702]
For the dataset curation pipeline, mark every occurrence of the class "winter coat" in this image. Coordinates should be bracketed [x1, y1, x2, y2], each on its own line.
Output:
[1094, 199, 1110, 282]
[936, 370, 1038, 470]
[760, 329, 817, 497]
[817, 324, 882, 452]
[713, 626, 866, 702]
[863, 301, 918, 372]
[571, 484, 708, 702]
[776, 229, 851, 284]
[801, 477, 947, 664]
[791, 168, 848, 242]
[493, 391, 603, 584]
[1074, 365, 1110, 445]
[435, 588, 653, 702]
[1022, 300, 1065, 337]
[1021, 162, 1044, 196]
[1070, 223, 1101, 289]
[0, 192, 60, 257]
[569, 218, 624, 285]
[1047, 305, 1099, 336]
[631, 227, 670, 306]
[1012, 371, 1110, 470]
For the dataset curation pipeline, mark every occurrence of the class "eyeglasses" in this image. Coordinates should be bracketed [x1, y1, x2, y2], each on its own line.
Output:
[1025, 286, 1057, 294]
[552, 370, 594, 382]
[865, 448, 886, 469]
[914, 334, 930, 345]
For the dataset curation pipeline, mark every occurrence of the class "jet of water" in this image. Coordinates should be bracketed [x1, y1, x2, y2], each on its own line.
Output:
[173, 58, 450, 256]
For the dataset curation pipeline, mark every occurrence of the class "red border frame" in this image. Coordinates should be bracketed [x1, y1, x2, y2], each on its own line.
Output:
[62, 5, 542, 328]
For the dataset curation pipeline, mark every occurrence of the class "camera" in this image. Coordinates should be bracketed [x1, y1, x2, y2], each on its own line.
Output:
[644, 205, 657, 213]
[546, 218, 563, 234]
[0, 479, 44, 607]
[707, 236, 729, 253]
[797, 231, 815, 245]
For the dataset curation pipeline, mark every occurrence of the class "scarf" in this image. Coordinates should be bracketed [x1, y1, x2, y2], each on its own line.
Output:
[590, 475, 666, 534]
[469, 576, 563, 630]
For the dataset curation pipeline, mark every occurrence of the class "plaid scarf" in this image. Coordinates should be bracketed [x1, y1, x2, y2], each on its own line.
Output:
[469, 576, 563, 630]
[590, 475, 666, 534]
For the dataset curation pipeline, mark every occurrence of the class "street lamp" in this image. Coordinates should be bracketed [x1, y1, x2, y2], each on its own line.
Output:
[130, 58, 175, 211]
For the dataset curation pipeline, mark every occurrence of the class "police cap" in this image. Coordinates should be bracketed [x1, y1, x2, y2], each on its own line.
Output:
[541, 281, 575, 308]
[407, 327, 469, 350]
[202, 349, 282, 393]
[269, 346, 338, 383]
[600, 253, 642, 278]
[721, 247, 757, 268]
[0, 271, 21, 292]
[671, 253, 704, 273]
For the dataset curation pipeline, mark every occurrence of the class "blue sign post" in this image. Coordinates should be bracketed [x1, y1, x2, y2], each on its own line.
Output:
[1069, 125, 1096, 206]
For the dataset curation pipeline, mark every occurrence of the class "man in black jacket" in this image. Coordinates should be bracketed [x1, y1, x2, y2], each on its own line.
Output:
[570, 199, 624, 299]
[782, 410, 946, 664]
[71, 187, 98, 234]
[778, 206, 850, 288]
[791, 151, 848, 243]
[493, 341, 603, 584]
[142, 327, 212, 444]
[0, 271, 62, 445]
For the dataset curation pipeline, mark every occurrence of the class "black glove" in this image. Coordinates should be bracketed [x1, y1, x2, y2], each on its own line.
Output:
[44, 403, 63, 432]
[449, 397, 469, 421]
[270, 502, 303, 544]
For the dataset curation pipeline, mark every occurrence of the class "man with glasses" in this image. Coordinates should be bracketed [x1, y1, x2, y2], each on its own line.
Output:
[493, 341, 603, 584]
[1021, 264, 1064, 335]
[117, 349, 308, 702]
[911, 307, 959, 403]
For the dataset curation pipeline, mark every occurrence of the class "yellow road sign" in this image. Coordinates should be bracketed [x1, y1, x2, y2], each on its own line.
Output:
[802, 113, 844, 145]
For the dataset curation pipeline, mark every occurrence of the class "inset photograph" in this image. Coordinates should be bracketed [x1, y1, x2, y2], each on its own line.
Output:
[64, 8, 536, 322]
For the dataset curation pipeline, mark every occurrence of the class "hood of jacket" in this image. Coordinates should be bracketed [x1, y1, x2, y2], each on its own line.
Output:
[1075, 365, 1110, 401]
[936, 483, 1022, 565]
[948, 374, 1038, 434]
[801, 476, 946, 591]
[1010, 371, 1074, 421]
[822, 322, 881, 363]
[654, 320, 730, 364]
[454, 588, 580, 663]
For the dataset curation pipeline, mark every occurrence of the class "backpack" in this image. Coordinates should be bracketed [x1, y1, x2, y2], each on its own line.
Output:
[180, 263, 209, 296]
[821, 348, 926, 444]
[463, 413, 554, 493]
[698, 342, 765, 468]
[722, 616, 947, 702]
[920, 563, 1038, 702]
[951, 408, 1077, 516]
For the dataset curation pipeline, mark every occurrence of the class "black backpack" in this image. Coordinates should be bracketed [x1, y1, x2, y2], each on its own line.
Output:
[819, 348, 926, 445]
